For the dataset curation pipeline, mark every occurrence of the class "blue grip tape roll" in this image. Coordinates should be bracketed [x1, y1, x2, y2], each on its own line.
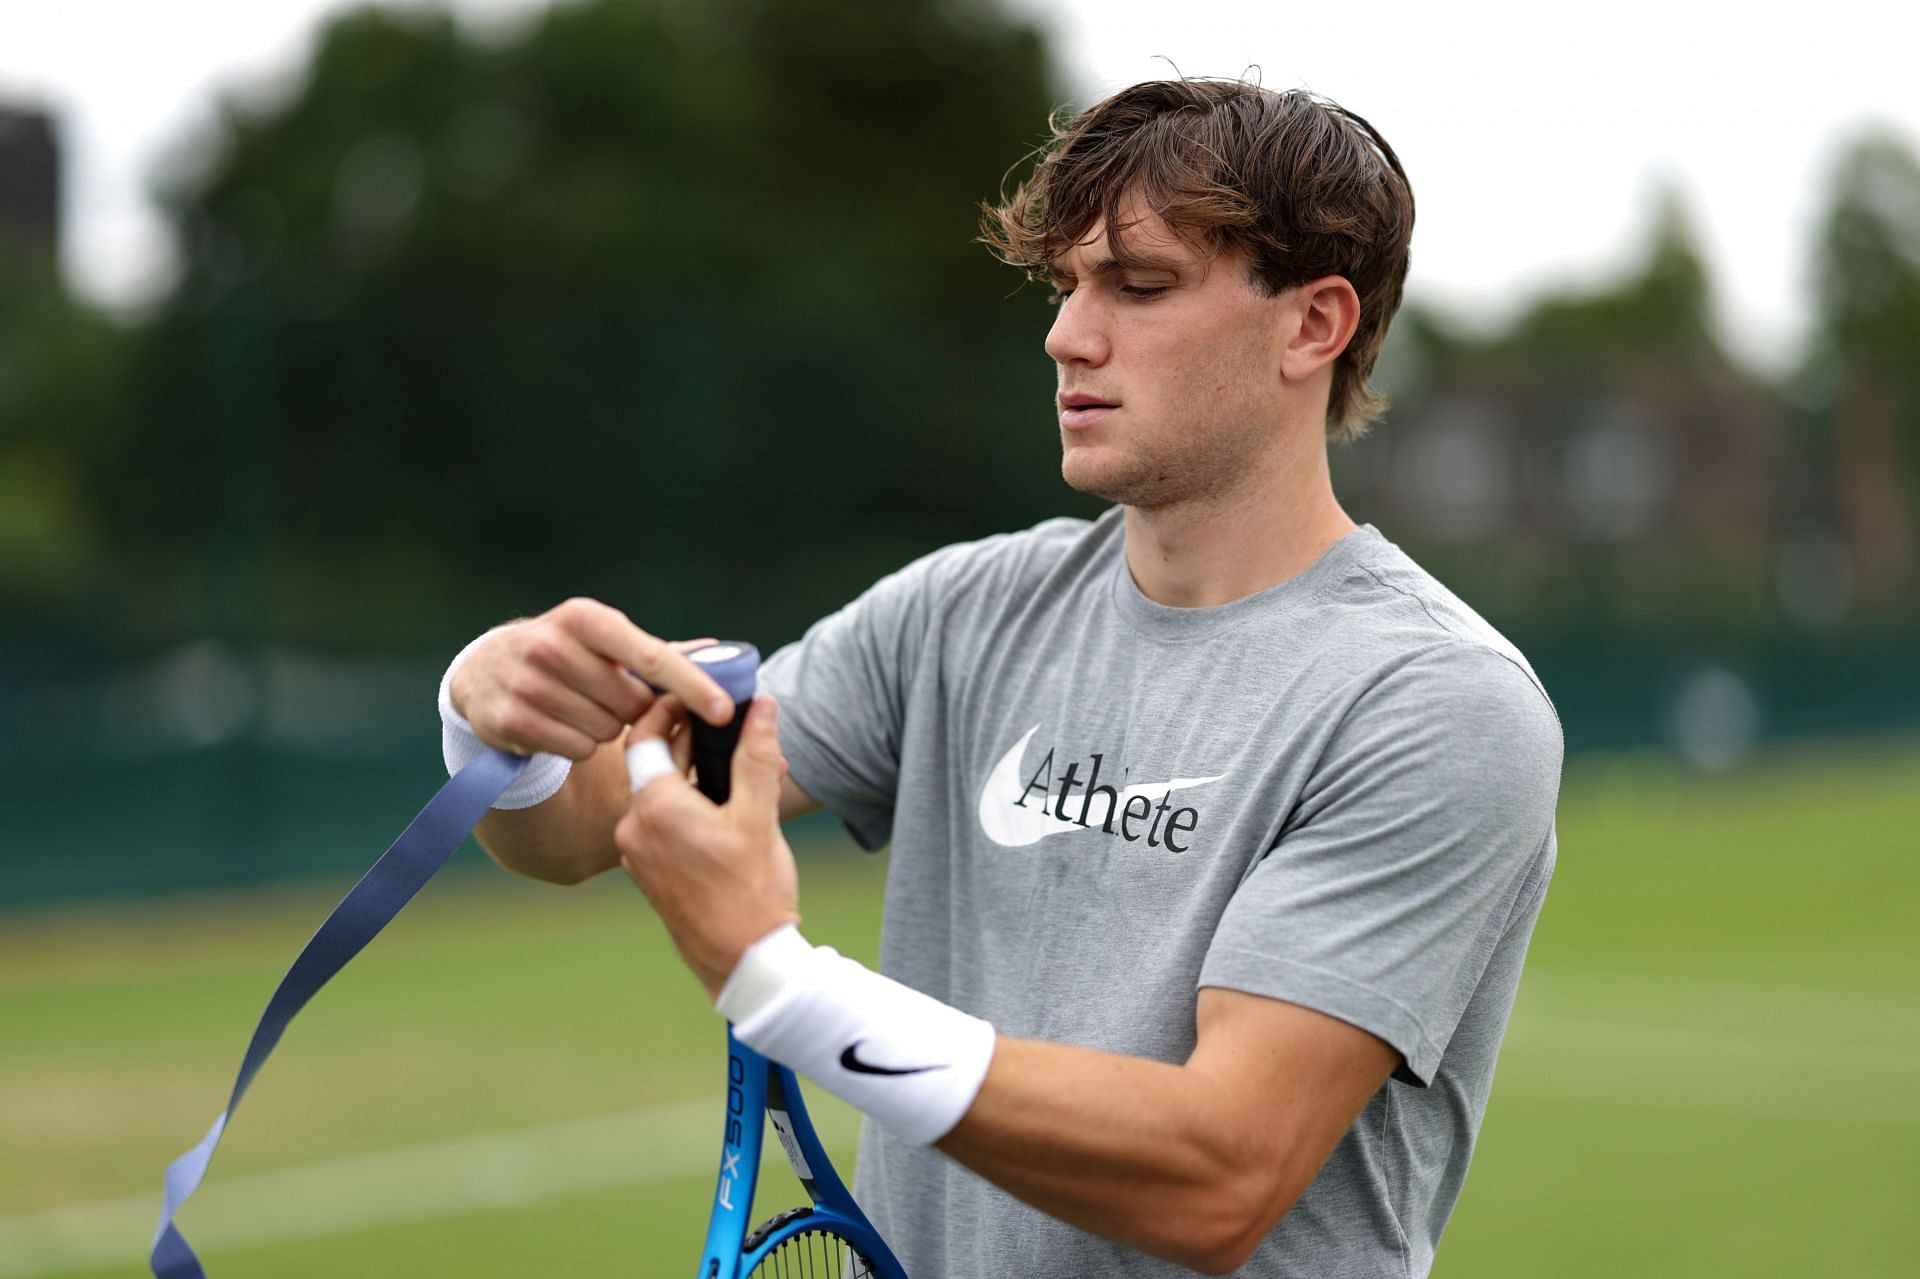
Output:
[685, 642, 760, 806]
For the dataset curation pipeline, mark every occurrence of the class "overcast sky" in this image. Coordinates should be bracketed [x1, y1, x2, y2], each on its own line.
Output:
[3, 0, 1916, 371]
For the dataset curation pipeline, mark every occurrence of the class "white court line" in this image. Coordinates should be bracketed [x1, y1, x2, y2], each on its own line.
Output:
[0, 1097, 852, 1279]
[1501, 1016, 1920, 1125]
[1508, 1014, 1914, 1073]
[1519, 967, 1920, 1035]
[1503, 968, 1920, 1123]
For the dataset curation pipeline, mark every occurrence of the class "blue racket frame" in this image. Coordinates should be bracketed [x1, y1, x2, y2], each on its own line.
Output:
[699, 1027, 908, 1279]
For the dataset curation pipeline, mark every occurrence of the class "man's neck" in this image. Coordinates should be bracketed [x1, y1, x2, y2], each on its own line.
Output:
[1120, 445, 1357, 610]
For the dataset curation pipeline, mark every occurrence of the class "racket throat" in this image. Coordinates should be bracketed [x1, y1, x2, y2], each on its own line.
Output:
[744, 1205, 818, 1253]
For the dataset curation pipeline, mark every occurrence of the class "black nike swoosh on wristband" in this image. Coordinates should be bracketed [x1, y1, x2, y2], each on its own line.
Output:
[839, 1041, 945, 1076]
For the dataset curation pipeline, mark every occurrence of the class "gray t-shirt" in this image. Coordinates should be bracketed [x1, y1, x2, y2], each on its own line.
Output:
[760, 507, 1562, 1278]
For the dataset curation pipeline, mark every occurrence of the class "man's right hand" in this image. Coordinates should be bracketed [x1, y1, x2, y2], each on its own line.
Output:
[450, 597, 737, 761]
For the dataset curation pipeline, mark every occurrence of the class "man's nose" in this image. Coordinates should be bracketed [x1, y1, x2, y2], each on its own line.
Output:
[1044, 292, 1110, 368]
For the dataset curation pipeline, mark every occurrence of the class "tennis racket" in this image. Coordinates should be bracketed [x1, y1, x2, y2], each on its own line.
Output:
[698, 1032, 907, 1278]
[672, 642, 909, 1279]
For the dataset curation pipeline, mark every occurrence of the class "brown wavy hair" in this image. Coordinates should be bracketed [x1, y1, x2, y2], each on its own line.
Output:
[982, 78, 1415, 441]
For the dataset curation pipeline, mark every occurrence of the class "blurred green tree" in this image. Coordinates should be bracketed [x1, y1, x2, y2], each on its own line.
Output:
[1800, 130, 1920, 619]
[1813, 133, 1920, 383]
[1498, 186, 1720, 372]
[109, 0, 1073, 651]
[0, 246, 132, 640]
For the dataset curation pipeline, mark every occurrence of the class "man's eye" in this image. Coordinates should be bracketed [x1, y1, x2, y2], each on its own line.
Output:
[1122, 285, 1169, 299]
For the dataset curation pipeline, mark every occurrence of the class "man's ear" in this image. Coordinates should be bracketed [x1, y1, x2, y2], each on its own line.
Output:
[1280, 276, 1362, 384]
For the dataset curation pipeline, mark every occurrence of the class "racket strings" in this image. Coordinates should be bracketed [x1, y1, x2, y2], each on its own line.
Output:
[749, 1226, 877, 1278]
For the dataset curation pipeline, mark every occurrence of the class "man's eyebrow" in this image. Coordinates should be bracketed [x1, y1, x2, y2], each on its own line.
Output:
[1047, 252, 1186, 281]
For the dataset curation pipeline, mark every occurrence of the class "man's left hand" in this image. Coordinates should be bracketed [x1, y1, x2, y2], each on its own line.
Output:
[615, 695, 799, 999]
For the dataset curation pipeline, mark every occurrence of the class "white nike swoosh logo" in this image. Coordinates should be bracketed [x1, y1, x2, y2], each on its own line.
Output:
[976, 725, 1225, 847]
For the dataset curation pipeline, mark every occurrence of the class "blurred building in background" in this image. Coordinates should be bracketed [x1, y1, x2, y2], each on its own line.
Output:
[1347, 197, 1856, 632]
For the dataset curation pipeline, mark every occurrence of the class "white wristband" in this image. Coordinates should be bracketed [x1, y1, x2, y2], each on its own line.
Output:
[438, 627, 573, 810]
[716, 925, 996, 1147]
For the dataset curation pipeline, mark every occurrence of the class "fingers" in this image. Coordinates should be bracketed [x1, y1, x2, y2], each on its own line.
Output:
[522, 677, 626, 745]
[624, 696, 678, 788]
[466, 601, 728, 759]
[493, 714, 597, 762]
[558, 600, 734, 726]
[521, 626, 655, 724]
[669, 714, 694, 774]
[624, 696, 700, 798]
[726, 697, 786, 827]
[628, 691, 688, 743]
[626, 694, 782, 826]
[486, 650, 632, 760]
[625, 737, 678, 792]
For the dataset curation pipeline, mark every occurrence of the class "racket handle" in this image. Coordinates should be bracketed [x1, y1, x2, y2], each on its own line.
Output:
[690, 714, 747, 805]
[683, 642, 761, 806]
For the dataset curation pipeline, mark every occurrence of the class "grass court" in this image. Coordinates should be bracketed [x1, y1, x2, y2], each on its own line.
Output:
[3, 742, 1917, 1277]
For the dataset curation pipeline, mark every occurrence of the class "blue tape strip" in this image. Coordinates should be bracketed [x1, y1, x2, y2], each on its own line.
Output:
[149, 748, 530, 1278]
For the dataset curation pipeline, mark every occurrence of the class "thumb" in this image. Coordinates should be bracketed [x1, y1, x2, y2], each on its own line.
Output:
[726, 696, 786, 823]
[623, 694, 692, 794]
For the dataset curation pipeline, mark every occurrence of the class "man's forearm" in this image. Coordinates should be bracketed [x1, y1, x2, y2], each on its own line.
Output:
[933, 990, 1399, 1275]
[473, 737, 627, 884]
[936, 1037, 1287, 1274]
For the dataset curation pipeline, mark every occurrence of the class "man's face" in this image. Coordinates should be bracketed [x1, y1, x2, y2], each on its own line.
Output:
[1045, 200, 1294, 511]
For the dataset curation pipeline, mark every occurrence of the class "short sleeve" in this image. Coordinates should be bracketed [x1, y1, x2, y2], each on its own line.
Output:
[1198, 642, 1563, 1085]
[759, 541, 978, 851]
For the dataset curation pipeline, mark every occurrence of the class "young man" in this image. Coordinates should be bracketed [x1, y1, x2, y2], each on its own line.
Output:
[444, 80, 1561, 1276]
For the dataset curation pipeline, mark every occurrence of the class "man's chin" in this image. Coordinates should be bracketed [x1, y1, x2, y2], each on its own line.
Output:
[1062, 453, 1145, 508]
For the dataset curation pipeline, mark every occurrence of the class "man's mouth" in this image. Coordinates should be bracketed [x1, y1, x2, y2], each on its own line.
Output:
[1059, 393, 1120, 428]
